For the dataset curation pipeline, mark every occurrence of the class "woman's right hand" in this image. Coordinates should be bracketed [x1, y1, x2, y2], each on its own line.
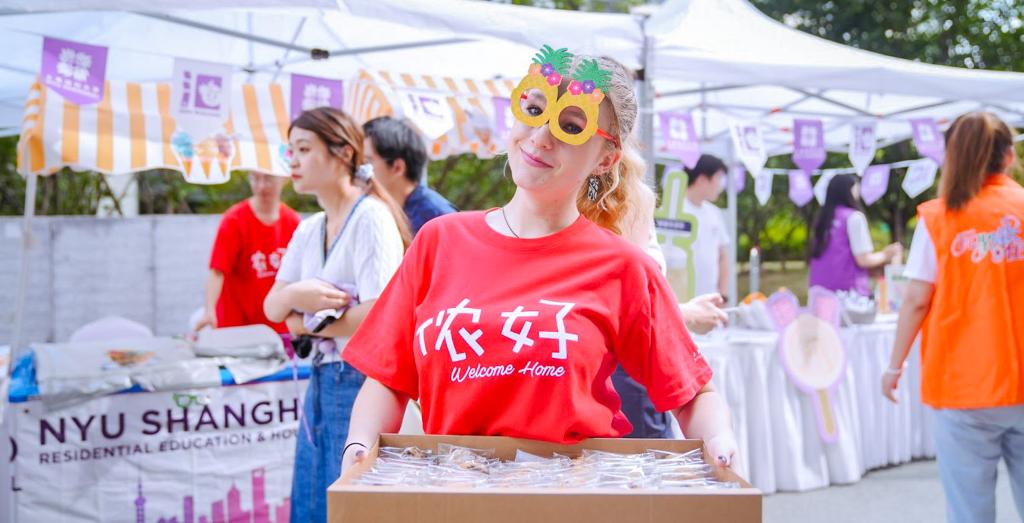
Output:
[193, 309, 217, 333]
[286, 279, 351, 313]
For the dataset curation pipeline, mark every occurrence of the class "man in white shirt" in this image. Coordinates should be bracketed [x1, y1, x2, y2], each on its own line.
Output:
[683, 154, 731, 299]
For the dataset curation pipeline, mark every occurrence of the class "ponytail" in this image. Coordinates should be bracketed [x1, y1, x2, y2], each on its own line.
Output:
[940, 112, 1015, 211]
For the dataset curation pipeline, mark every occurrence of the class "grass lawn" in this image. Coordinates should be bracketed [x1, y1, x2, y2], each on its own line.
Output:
[737, 260, 809, 302]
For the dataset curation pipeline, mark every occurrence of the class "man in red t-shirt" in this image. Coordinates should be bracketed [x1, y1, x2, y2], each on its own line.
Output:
[194, 172, 300, 333]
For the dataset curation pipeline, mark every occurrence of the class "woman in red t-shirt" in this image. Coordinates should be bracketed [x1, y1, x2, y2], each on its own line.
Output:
[340, 53, 739, 470]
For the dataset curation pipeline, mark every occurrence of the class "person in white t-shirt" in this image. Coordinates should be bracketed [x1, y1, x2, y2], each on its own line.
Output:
[683, 154, 731, 299]
[262, 107, 410, 523]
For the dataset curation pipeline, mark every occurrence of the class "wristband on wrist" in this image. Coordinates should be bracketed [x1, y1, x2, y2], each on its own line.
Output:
[883, 363, 907, 376]
[343, 442, 367, 456]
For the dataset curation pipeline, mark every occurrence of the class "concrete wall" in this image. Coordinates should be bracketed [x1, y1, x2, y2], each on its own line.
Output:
[1, 215, 221, 344]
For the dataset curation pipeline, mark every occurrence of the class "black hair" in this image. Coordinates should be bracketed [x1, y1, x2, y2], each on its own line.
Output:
[362, 116, 428, 184]
[685, 154, 727, 186]
[809, 174, 862, 259]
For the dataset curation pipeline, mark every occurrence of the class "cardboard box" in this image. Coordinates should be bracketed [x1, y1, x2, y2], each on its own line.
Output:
[329, 434, 762, 523]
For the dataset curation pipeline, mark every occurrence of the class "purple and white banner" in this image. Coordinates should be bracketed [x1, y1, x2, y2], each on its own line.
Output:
[902, 158, 939, 198]
[910, 118, 945, 164]
[849, 121, 877, 175]
[788, 169, 814, 207]
[730, 121, 767, 177]
[754, 171, 773, 206]
[398, 90, 454, 140]
[860, 164, 891, 205]
[171, 58, 233, 138]
[41, 37, 107, 105]
[731, 164, 746, 194]
[792, 119, 826, 175]
[659, 111, 701, 169]
[5, 380, 305, 523]
[814, 172, 837, 205]
[290, 73, 343, 118]
[493, 96, 513, 143]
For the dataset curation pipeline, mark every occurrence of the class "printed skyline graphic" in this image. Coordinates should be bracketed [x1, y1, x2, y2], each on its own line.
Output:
[135, 467, 289, 523]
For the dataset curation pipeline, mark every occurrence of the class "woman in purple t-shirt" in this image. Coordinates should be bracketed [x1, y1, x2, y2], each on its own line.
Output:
[808, 174, 902, 295]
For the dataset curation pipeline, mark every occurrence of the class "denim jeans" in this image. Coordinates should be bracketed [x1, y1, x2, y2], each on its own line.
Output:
[932, 405, 1024, 523]
[611, 366, 674, 439]
[290, 361, 366, 523]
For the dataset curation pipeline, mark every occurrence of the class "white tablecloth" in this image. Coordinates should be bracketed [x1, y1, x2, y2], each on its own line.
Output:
[695, 319, 935, 493]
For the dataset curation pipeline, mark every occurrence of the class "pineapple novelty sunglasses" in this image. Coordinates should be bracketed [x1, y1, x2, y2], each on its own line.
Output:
[510, 45, 620, 149]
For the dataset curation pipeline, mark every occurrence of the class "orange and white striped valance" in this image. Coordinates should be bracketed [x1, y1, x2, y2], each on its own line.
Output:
[18, 71, 516, 182]
[17, 80, 293, 182]
[347, 70, 515, 160]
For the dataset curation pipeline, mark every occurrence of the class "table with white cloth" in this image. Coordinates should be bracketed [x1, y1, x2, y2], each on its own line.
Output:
[693, 317, 935, 494]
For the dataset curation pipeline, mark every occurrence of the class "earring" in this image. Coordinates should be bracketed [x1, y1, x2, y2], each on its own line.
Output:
[587, 175, 600, 201]
[502, 158, 512, 179]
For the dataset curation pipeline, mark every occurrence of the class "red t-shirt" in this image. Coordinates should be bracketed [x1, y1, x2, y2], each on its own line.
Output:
[342, 211, 712, 444]
[209, 200, 300, 333]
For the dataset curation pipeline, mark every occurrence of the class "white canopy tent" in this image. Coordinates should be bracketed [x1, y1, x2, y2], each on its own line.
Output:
[345, 0, 1024, 302]
[5, 0, 1024, 353]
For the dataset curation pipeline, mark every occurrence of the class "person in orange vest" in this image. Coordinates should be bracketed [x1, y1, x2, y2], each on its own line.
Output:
[883, 112, 1024, 523]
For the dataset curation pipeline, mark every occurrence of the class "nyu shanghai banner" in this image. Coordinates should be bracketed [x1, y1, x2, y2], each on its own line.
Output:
[290, 74, 343, 118]
[5, 380, 306, 522]
[848, 121, 878, 175]
[730, 121, 767, 177]
[171, 58, 233, 139]
[902, 158, 939, 198]
[792, 119, 826, 175]
[788, 169, 814, 207]
[492, 96, 513, 143]
[41, 37, 107, 105]
[659, 112, 701, 169]
[731, 164, 746, 194]
[861, 164, 891, 205]
[910, 118, 945, 164]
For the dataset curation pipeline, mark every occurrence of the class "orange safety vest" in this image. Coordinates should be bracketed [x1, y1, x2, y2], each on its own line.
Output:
[917, 174, 1024, 409]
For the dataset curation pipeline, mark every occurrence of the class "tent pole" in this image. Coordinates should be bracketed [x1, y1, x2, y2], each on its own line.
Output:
[726, 136, 738, 307]
[9, 171, 37, 369]
[638, 15, 655, 185]
[271, 17, 308, 83]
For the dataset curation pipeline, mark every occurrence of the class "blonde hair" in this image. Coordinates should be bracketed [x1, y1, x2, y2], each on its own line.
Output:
[571, 56, 650, 236]
[940, 111, 1015, 211]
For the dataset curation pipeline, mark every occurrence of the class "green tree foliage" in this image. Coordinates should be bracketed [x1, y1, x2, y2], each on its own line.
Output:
[737, 0, 1024, 262]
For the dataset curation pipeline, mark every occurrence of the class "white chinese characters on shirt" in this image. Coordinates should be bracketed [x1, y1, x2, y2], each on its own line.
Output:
[250, 247, 287, 279]
[416, 298, 580, 383]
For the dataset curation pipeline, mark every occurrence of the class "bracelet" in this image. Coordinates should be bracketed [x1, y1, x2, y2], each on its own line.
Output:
[343, 442, 367, 456]
[883, 364, 906, 376]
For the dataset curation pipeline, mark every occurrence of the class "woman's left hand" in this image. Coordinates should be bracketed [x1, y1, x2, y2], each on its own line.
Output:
[705, 430, 739, 469]
[881, 370, 901, 403]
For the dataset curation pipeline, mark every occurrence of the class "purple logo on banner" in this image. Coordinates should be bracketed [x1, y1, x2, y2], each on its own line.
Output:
[659, 112, 701, 169]
[788, 169, 814, 207]
[792, 119, 826, 175]
[194, 74, 223, 111]
[860, 164, 891, 205]
[290, 74, 343, 118]
[41, 37, 107, 105]
[493, 97, 513, 142]
[910, 118, 945, 164]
